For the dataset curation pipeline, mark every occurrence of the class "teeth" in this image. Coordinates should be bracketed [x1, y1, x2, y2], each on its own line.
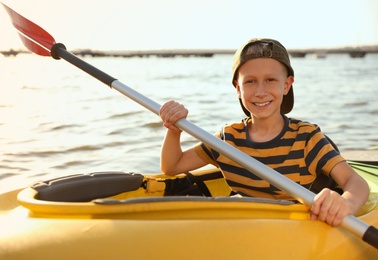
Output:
[255, 102, 270, 107]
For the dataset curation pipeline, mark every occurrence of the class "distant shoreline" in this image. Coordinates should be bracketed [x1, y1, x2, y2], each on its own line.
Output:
[1, 45, 378, 58]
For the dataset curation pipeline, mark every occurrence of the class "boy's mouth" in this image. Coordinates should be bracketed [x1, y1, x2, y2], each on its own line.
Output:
[254, 101, 271, 107]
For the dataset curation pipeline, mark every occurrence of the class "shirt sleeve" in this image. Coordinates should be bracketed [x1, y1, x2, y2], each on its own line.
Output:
[193, 131, 222, 166]
[305, 128, 345, 177]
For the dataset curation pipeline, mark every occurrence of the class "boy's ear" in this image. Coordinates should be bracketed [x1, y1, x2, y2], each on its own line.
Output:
[284, 76, 294, 94]
[234, 80, 241, 98]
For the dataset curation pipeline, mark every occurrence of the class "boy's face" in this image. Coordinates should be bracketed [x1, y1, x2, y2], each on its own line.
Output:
[234, 58, 294, 119]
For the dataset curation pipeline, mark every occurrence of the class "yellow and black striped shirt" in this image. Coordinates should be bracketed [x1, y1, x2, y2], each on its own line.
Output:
[194, 116, 345, 200]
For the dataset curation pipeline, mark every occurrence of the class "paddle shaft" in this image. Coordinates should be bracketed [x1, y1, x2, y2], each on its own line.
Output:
[51, 44, 376, 245]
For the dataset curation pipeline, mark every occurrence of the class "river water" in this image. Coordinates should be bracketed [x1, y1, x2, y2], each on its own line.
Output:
[1, 53, 378, 190]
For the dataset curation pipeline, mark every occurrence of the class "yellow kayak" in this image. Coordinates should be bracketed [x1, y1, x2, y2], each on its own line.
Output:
[0, 161, 377, 259]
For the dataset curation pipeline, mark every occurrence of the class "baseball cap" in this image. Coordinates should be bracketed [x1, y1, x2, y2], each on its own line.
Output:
[232, 38, 294, 115]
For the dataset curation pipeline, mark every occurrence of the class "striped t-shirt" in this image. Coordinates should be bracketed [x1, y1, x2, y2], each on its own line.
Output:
[193, 116, 345, 200]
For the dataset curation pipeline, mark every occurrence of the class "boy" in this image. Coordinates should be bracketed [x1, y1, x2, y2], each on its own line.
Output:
[159, 38, 369, 227]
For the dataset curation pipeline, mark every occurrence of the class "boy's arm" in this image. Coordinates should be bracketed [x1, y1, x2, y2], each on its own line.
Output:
[159, 100, 207, 175]
[160, 130, 206, 175]
[311, 161, 369, 226]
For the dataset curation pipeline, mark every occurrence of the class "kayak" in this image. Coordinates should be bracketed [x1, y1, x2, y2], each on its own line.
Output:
[0, 160, 377, 259]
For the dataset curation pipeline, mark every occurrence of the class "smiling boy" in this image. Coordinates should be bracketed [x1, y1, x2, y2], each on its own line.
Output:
[159, 38, 369, 227]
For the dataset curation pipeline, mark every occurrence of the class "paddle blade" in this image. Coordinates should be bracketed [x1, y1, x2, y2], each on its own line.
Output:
[2, 3, 55, 56]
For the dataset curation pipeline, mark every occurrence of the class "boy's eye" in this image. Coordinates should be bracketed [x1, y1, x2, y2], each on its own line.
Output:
[245, 79, 256, 84]
[267, 78, 276, 82]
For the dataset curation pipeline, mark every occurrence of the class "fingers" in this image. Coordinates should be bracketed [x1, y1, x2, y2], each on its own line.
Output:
[159, 100, 188, 131]
[311, 188, 352, 227]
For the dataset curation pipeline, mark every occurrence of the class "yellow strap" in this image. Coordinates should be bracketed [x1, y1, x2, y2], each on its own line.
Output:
[146, 179, 166, 193]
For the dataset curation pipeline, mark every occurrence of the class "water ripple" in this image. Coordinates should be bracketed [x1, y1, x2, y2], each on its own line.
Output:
[107, 111, 143, 119]
[50, 124, 82, 131]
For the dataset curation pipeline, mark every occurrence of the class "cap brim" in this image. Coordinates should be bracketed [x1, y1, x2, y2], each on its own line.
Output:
[281, 86, 294, 114]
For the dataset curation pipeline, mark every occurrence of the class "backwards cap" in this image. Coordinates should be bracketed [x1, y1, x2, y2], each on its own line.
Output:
[232, 38, 294, 116]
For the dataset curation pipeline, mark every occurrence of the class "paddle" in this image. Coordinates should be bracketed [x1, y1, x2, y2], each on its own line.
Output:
[2, 3, 377, 249]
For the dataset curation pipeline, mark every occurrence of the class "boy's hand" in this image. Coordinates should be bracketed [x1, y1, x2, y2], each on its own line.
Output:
[159, 100, 188, 133]
[310, 188, 353, 227]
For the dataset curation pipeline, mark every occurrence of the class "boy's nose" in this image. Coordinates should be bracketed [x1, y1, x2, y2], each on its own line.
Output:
[254, 83, 267, 96]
